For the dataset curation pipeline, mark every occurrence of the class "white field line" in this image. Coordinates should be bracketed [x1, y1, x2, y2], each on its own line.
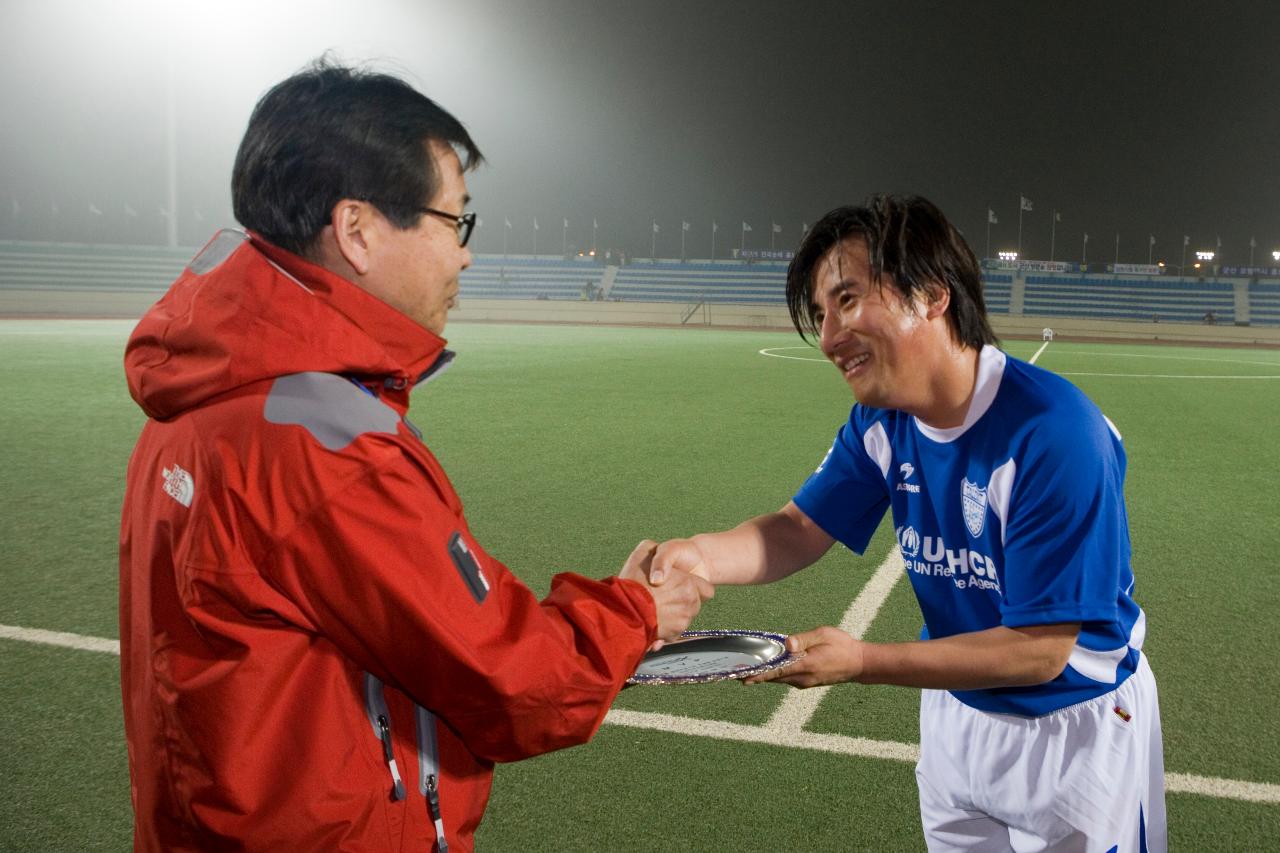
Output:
[1029, 339, 1050, 364]
[5, 622, 1279, 805]
[763, 548, 904, 733]
[0, 623, 120, 654]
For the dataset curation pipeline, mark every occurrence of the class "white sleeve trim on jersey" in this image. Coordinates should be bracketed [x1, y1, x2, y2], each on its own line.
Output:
[863, 421, 892, 480]
[1102, 414, 1122, 441]
[1065, 608, 1146, 684]
[986, 458, 1017, 546]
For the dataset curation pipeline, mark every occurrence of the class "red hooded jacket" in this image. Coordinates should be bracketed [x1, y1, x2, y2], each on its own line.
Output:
[119, 231, 656, 851]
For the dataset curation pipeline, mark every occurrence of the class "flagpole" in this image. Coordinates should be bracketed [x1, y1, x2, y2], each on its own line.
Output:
[562, 219, 567, 257]
[1148, 236, 1153, 265]
[1114, 233, 1119, 266]
[681, 223, 686, 261]
[651, 222, 657, 260]
[711, 222, 717, 260]
[592, 218, 597, 254]
[503, 218, 508, 259]
[1050, 210, 1057, 262]
[985, 213, 991, 260]
[771, 223, 776, 252]
[1082, 233, 1088, 265]
[1181, 237, 1187, 275]
[1017, 202, 1024, 257]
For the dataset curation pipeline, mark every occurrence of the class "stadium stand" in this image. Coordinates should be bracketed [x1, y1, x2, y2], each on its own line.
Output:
[458, 255, 607, 300]
[0, 240, 189, 293]
[1023, 274, 1236, 323]
[983, 273, 1013, 314]
[3, 241, 1275, 332]
[608, 260, 788, 304]
[1250, 280, 1280, 327]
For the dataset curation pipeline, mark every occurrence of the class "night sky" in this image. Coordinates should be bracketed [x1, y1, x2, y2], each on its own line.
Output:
[2, 0, 1277, 264]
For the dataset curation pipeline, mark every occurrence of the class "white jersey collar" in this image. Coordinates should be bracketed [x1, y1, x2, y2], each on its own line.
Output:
[913, 344, 1006, 444]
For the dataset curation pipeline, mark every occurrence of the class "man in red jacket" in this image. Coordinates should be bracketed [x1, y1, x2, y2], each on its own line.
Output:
[119, 60, 712, 852]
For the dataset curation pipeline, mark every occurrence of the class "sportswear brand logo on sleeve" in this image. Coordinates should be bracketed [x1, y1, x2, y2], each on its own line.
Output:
[162, 464, 194, 508]
[961, 478, 988, 537]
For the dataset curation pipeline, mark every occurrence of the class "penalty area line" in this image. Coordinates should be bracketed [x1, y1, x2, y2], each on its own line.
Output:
[4, 622, 1278, 805]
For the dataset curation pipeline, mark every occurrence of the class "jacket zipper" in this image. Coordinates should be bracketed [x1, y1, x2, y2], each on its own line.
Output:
[363, 673, 406, 801]
[415, 704, 449, 852]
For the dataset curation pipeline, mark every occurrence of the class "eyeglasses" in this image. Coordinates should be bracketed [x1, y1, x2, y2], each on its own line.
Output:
[419, 207, 477, 247]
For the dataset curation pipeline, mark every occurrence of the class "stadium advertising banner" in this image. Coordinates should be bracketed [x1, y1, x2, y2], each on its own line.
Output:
[734, 249, 794, 261]
[1108, 263, 1162, 275]
[1222, 265, 1280, 278]
[1016, 260, 1077, 272]
[982, 259, 1082, 272]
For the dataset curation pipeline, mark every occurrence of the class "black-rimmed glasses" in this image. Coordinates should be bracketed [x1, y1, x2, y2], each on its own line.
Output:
[419, 207, 477, 247]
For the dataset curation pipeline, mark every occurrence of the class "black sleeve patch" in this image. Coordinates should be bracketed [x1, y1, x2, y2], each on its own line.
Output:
[448, 531, 490, 604]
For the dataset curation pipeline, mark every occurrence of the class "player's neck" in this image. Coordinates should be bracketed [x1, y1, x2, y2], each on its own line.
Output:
[911, 342, 981, 430]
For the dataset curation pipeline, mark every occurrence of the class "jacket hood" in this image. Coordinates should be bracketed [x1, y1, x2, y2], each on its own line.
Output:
[125, 231, 448, 420]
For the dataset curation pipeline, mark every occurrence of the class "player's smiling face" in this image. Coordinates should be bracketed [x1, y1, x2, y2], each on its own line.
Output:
[810, 237, 933, 410]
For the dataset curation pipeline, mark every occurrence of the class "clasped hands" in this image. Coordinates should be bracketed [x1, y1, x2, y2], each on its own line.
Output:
[620, 538, 865, 688]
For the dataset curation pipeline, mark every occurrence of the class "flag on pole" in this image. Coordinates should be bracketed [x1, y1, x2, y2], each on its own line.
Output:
[563, 218, 569, 229]
[1183, 235, 1189, 246]
[1149, 235, 1156, 246]
[712, 221, 718, 233]
[682, 221, 690, 231]
[1250, 236, 1257, 248]
[88, 203, 103, 216]
[1216, 235, 1222, 248]
[504, 217, 512, 229]
[1083, 233, 1089, 243]
[533, 217, 539, 231]
[802, 222, 809, 233]
[987, 209, 998, 224]
[772, 223, 781, 233]
[742, 221, 752, 232]
[652, 222, 660, 233]
[1055, 211, 1062, 222]
[1019, 196, 1033, 212]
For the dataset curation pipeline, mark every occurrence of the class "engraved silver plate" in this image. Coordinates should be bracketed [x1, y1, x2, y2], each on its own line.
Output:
[627, 629, 797, 685]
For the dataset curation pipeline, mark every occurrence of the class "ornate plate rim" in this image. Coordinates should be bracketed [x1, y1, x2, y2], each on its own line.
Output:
[626, 628, 797, 685]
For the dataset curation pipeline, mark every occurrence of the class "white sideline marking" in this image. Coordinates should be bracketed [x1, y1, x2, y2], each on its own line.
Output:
[0, 623, 120, 655]
[5, 622, 1279, 805]
[764, 548, 904, 733]
[1029, 339, 1050, 364]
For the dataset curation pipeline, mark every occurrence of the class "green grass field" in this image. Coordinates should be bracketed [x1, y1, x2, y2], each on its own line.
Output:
[2, 319, 1279, 850]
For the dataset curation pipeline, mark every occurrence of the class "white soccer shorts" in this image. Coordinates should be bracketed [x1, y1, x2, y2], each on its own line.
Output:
[915, 654, 1166, 852]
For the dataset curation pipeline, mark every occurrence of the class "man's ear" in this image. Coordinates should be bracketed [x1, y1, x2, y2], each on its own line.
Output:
[329, 199, 376, 276]
[924, 282, 951, 320]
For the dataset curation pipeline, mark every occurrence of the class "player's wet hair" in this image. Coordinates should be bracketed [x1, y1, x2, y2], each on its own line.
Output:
[786, 194, 997, 349]
[232, 58, 483, 257]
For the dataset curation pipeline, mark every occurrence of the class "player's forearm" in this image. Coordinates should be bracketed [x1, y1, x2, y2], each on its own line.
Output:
[692, 506, 831, 586]
[858, 624, 1079, 690]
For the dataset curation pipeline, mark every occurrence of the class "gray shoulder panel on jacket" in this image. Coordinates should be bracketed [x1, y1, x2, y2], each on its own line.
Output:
[264, 372, 400, 451]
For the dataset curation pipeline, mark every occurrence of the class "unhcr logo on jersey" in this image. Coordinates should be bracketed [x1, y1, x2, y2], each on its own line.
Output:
[961, 477, 988, 537]
[897, 525, 1001, 593]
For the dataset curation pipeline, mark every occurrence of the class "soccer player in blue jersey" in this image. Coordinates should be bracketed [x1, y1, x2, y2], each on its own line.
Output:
[648, 195, 1166, 851]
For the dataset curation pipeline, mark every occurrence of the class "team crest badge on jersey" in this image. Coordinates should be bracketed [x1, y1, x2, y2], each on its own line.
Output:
[961, 478, 987, 537]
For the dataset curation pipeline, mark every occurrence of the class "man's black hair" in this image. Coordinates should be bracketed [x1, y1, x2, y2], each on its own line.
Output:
[231, 58, 484, 257]
[785, 194, 997, 349]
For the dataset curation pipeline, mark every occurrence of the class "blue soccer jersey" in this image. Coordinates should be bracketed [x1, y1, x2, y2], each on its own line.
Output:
[793, 345, 1147, 716]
